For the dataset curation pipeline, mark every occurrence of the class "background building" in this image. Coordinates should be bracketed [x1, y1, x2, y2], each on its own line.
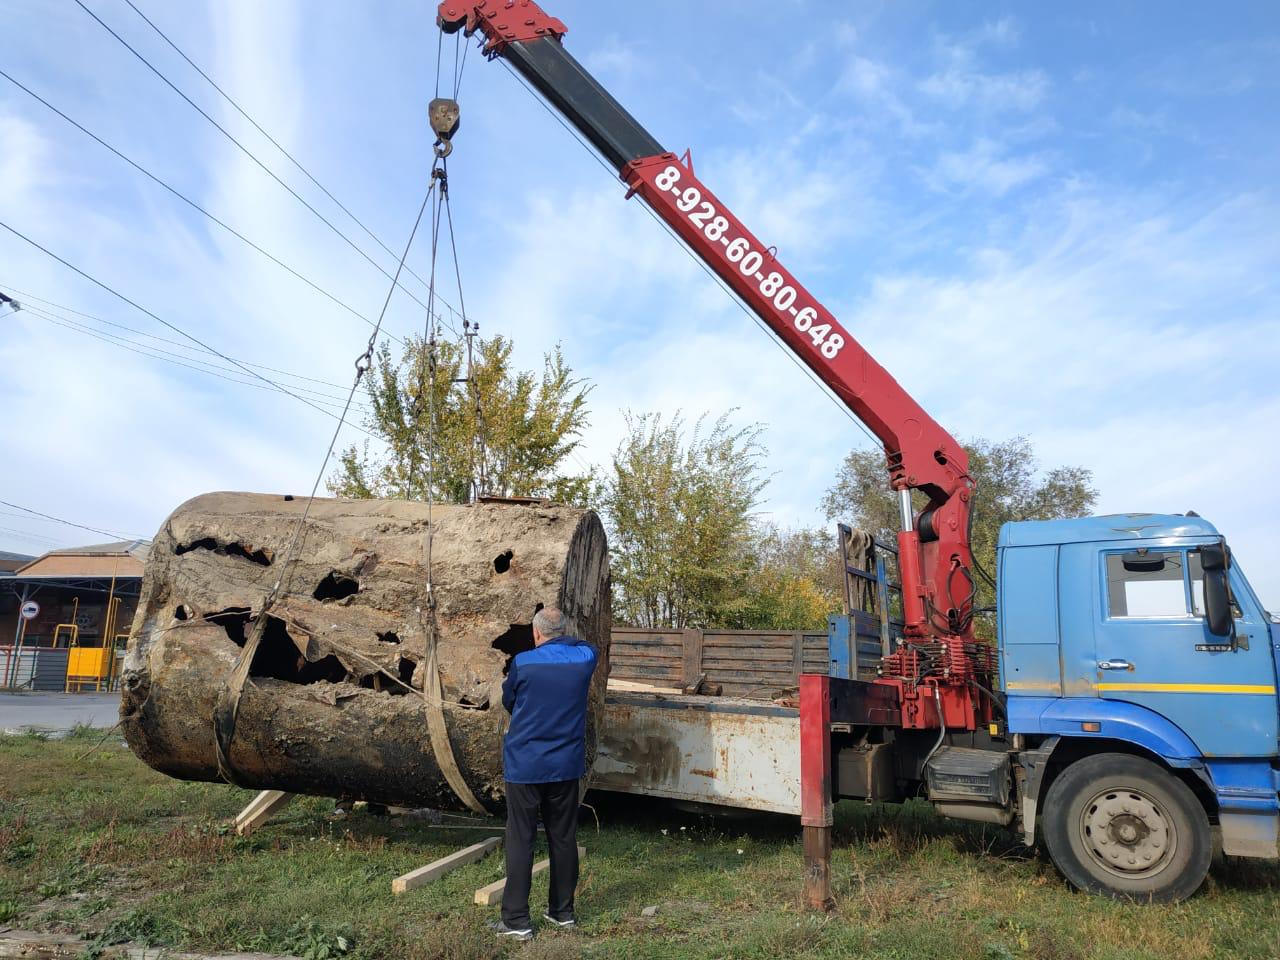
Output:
[1, 541, 147, 691]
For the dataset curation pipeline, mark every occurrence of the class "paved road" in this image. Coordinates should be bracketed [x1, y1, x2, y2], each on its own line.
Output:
[0, 691, 120, 734]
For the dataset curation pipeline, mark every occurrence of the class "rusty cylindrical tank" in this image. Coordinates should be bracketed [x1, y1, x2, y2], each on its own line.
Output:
[120, 492, 610, 812]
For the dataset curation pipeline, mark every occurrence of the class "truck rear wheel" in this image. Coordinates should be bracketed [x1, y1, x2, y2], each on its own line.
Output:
[1041, 753, 1210, 903]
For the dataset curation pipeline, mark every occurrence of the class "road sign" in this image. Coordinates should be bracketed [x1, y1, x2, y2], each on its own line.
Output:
[19, 600, 39, 621]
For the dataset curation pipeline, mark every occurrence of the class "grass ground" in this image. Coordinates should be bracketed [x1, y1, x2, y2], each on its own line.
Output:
[0, 730, 1277, 960]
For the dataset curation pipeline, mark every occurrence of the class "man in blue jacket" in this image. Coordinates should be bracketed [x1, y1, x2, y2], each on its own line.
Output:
[489, 606, 598, 941]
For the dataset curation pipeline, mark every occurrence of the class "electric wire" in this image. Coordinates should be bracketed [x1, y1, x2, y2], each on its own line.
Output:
[0, 218, 375, 435]
[2, 285, 373, 395]
[494, 59, 884, 454]
[21, 304, 376, 417]
[117, 0, 451, 309]
[0, 526, 66, 547]
[73, 0, 459, 337]
[0, 499, 149, 543]
[11, 293, 371, 399]
[0, 68, 416, 348]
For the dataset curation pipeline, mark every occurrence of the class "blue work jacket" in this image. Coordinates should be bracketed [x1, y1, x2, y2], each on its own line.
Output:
[501, 635, 599, 784]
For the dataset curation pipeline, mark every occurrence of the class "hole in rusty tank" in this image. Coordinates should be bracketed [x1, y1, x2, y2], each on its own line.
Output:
[458, 690, 491, 710]
[397, 656, 418, 689]
[173, 605, 190, 622]
[205, 607, 251, 645]
[358, 667, 410, 696]
[377, 631, 401, 644]
[313, 571, 359, 602]
[175, 538, 273, 566]
[250, 616, 348, 684]
[491, 623, 534, 657]
[494, 550, 513, 574]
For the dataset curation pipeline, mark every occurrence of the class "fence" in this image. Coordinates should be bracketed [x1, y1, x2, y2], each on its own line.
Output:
[0, 647, 71, 691]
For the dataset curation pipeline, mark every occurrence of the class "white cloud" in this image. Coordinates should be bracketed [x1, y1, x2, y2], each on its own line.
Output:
[0, 112, 51, 208]
[918, 65, 1048, 112]
[975, 17, 1021, 47]
[584, 36, 640, 79]
[926, 138, 1050, 195]
[919, 34, 1048, 113]
[836, 55, 932, 137]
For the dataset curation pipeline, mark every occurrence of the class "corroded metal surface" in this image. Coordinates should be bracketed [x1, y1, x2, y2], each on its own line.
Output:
[121, 492, 609, 812]
[593, 693, 801, 814]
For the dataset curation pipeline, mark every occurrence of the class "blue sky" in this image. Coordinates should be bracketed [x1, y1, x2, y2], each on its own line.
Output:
[1, 1, 1277, 606]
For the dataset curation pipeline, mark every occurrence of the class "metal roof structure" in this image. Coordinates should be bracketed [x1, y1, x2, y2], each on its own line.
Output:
[6, 541, 148, 599]
[0, 551, 36, 577]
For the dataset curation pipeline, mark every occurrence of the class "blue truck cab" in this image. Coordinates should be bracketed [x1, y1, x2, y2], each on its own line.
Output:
[998, 512, 1279, 899]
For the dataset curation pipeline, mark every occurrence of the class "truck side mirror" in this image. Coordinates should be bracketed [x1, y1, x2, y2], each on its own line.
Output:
[1200, 541, 1233, 638]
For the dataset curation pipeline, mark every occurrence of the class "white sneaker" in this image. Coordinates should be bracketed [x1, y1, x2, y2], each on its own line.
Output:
[543, 913, 577, 928]
[487, 919, 533, 941]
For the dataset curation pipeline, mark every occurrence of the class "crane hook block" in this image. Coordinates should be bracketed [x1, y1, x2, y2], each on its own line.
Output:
[429, 98, 461, 158]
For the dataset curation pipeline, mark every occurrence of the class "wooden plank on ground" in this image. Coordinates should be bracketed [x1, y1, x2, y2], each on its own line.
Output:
[234, 790, 294, 836]
[392, 836, 502, 895]
[473, 846, 586, 906]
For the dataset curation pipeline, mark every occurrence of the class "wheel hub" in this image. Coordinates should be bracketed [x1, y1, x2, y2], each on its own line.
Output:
[1080, 789, 1176, 880]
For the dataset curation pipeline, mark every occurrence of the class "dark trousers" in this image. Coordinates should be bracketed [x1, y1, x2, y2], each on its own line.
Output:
[502, 779, 579, 928]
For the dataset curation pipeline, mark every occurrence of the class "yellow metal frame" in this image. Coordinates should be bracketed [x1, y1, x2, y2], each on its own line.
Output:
[65, 561, 128, 693]
[52, 597, 80, 649]
[52, 623, 80, 647]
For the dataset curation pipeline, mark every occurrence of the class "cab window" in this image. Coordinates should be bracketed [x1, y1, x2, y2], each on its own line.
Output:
[1105, 551, 1188, 618]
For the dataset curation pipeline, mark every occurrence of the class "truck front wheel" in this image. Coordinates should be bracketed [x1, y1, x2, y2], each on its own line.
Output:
[1041, 753, 1210, 903]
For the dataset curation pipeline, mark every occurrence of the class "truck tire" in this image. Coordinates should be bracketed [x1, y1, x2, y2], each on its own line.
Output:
[1041, 752, 1210, 903]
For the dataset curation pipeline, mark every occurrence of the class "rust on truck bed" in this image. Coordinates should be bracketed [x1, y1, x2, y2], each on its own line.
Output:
[592, 692, 801, 815]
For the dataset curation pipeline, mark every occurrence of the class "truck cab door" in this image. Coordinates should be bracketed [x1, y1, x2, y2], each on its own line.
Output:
[1093, 545, 1278, 758]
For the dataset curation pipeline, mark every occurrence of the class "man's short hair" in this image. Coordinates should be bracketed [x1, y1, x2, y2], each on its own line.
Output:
[532, 606, 569, 639]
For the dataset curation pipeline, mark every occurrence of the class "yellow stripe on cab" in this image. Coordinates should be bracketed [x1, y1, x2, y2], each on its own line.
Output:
[1097, 682, 1276, 695]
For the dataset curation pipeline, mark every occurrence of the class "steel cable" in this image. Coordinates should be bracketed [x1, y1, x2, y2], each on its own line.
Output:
[212, 178, 437, 783]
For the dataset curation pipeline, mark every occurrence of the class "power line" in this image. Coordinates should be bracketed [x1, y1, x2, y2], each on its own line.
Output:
[0, 218, 376, 436]
[72, 0, 460, 338]
[0, 67, 417, 348]
[0, 526, 67, 547]
[21, 304, 376, 416]
[3, 286, 376, 396]
[118, 0, 452, 313]
[0, 499, 150, 543]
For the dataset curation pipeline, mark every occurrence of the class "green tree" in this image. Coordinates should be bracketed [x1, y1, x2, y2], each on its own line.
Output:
[330, 335, 592, 504]
[821, 436, 1097, 626]
[730, 525, 843, 631]
[598, 412, 766, 629]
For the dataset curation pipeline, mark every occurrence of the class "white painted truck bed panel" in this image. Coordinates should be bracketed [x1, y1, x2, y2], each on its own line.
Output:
[591, 692, 801, 815]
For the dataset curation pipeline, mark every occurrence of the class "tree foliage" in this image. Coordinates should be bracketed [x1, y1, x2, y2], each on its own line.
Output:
[330, 335, 591, 504]
[598, 412, 767, 630]
[727, 525, 843, 632]
[822, 436, 1098, 625]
